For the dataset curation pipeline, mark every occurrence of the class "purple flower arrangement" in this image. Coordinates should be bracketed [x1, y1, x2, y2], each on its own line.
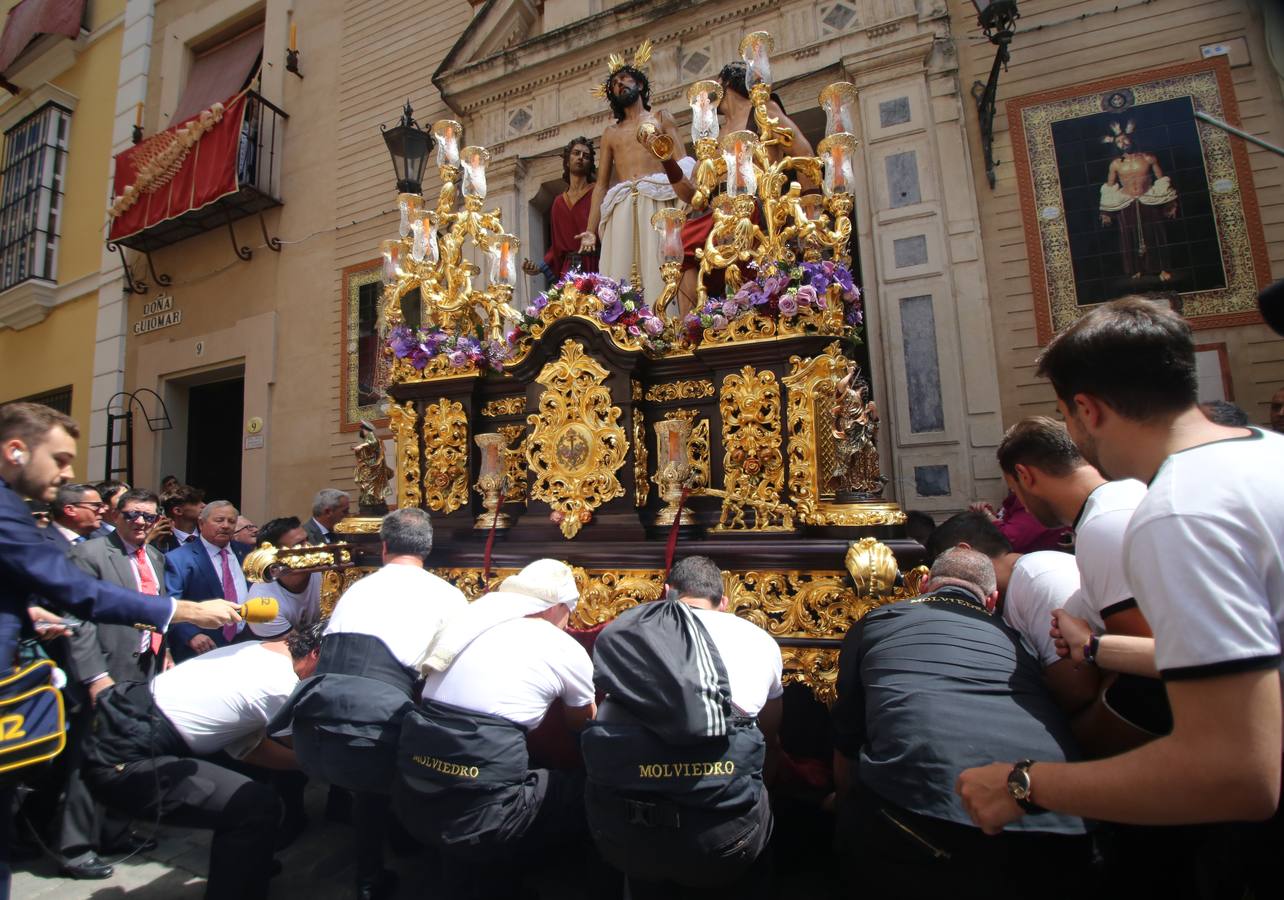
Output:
[388, 323, 513, 373]
[683, 261, 863, 344]
[515, 270, 674, 354]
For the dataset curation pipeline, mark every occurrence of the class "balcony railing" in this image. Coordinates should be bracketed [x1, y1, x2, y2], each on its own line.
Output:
[110, 90, 288, 254]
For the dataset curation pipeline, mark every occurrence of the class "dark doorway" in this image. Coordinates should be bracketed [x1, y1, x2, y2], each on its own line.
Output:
[185, 377, 243, 507]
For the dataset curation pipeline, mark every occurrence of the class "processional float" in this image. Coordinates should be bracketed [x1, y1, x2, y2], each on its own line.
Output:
[308, 32, 927, 704]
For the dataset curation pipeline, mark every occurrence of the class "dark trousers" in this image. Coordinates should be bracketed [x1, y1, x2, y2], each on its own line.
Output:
[354, 791, 389, 884]
[409, 769, 617, 899]
[835, 781, 1091, 900]
[85, 756, 281, 900]
[587, 784, 772, 895]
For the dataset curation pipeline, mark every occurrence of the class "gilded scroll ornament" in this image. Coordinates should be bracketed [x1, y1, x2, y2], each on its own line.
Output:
[783, 343, 846, 523]
[714, 366, 793, 531]
[387, 401, 422, 510]
[526, 340, 628, 539]
[845, 537, 899, 598]
[645, 379, 715, 402]
[633, 409, 649, 507]
[497, 424, 528, 504]
[421, 399, 469, 515]
[353, 421, 392, 512]
[481, 396, 525, 417]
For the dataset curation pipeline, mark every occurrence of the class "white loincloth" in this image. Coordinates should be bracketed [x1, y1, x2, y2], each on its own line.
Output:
[599, 158, 695, 304]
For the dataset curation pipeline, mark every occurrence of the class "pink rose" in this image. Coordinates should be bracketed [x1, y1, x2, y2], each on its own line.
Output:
[795, 285, 818, 307]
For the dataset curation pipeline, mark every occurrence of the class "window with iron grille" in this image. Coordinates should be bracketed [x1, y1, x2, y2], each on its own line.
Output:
[7, 385, 73, 415]
[0, 103, 71, 291]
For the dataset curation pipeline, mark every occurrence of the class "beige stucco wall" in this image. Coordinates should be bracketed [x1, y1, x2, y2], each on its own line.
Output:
[954, 0, 1284, 441]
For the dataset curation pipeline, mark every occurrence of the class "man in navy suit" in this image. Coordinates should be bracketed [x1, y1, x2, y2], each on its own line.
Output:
[0, 402, 242, 900]
[166, 500, 250, 662]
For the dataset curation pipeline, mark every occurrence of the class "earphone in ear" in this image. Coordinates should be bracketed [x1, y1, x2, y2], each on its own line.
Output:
[10, 452, 25, 465]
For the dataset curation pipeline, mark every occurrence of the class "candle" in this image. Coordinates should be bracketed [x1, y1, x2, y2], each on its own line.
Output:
[667, 427, 680, 460]
[289, 22, 297, 52]
[134, 102, 143, 128]
[434, 121, 462, 168]
[830, 144, 846, 192]
[486, 441, 498, 471]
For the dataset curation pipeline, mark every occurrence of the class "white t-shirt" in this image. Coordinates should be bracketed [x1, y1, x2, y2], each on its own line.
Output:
[691, 607, 783, 717]
[1004, 552, 1082, 668]
[421, 617, 594, 729]
[1062, 479, 1147, 632]
[247, 573, 321, 638]
[152, 642, 297, 758]
[325, 563, 468, 668]
[1123, 428, 1284, 678]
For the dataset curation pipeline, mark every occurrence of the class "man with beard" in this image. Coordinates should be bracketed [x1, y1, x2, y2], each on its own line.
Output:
[956, 297, 1283, 898]
[524, 137, 599, 284]
[579, 42, 693, 303]
[1098, 120, 1177, 284]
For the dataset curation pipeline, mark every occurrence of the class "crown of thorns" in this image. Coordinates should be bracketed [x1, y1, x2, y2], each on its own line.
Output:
[1101, 119, 1136, 144]
[590, 40, 653, 99]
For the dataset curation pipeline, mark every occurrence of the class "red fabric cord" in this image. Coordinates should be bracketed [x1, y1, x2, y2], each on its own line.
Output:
[662, 487, 691, 583]
[481, 485, 506, 590]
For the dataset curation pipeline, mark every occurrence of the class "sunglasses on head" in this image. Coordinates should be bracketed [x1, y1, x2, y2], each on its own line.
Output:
[120, 510, 160, 524]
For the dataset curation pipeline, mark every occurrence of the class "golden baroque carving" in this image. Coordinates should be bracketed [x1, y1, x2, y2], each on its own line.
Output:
[526, 340, 628, 539]
[481, 396, 525, 417]
[714, 366, 793, 531]
[902, 564, 930, 597]
[645, 379, 715, 402]
[816, 503, 908, 527]
[421, 399, 469, 514]
[783, 342, 847, 523]
[387, 401, 422, 510]
[631, 380, 643, 401]
[497, 424, 528, 504]
[523, 287, 649, 353]
[845, 537, 899, 598]
[781, 647, 841, 706]
[633, 409, 649, 507]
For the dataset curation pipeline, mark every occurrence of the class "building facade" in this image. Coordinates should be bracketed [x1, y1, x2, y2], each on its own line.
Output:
[3, 0, 1278, 523]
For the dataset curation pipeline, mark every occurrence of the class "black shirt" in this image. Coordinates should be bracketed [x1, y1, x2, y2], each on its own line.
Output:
[833, 586, 1085, 834]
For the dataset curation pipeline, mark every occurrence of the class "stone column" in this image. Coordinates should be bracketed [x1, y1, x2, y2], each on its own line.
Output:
[843, 30, 1006, 516]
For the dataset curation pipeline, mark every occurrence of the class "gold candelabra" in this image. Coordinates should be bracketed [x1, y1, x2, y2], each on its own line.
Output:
[683, 31, 860, 313]
[381, 120, 520, 365]
[652, 417, 696, 525]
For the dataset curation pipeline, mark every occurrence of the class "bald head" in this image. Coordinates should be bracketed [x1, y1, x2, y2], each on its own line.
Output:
[925, 546, 998, 604]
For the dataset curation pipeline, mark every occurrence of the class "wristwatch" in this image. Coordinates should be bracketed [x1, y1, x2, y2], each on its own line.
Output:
[1006, 759, 1043, 814]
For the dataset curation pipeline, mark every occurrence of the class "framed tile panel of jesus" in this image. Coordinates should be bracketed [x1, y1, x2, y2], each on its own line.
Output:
[1008, 57, 1269, 344]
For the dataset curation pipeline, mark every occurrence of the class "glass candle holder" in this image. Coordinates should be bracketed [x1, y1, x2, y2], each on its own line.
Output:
[739, 31, 774, 89]
[380, 238, 403, 282]
[819, 82, 859, 137]
[818, 133, 858, 196]
[799, 193, 826, 222]
[432, 119, 462, 168]
[651, 208, 687, 265]
[488, 233, 520, 287]
[687, 80, 724, 143]
[721, 130, 759, 198]
[476, 432, 504, 481]
[410, 214, 438, 264]
[397, 193, 422, 238]
[459, 146, 490, 200]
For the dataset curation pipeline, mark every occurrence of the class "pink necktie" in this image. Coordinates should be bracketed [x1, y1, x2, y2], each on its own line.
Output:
[134, 546, 164, 654]
[219, 548, 237, 642]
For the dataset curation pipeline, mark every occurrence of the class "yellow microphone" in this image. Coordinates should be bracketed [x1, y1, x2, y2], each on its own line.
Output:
[238, 596, 280, 624]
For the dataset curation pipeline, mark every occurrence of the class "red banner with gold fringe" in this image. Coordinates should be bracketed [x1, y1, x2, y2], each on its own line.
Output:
[107, 92, 248, 244]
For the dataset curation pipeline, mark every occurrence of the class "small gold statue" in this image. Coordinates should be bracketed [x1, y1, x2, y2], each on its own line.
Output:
[353, 419, 392, 514]
[828, 364, 886, 499]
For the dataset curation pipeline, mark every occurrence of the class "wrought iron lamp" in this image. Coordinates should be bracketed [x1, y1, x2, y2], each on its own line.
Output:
[971, 0, 1020, 189]
[381, 101, 434, 195]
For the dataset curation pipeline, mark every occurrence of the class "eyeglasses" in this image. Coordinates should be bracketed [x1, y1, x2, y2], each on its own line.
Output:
[120, 510, 160, 524]
[69, 502, 109, 511]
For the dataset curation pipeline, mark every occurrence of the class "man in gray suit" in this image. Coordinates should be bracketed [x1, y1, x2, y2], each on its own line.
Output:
[70, 489, 169, 689]
[303, 488, 350, 545]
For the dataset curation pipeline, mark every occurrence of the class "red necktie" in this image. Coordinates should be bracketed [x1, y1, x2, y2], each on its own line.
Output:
[134, 546, 164, 654]
[219, 548, 238, 642]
